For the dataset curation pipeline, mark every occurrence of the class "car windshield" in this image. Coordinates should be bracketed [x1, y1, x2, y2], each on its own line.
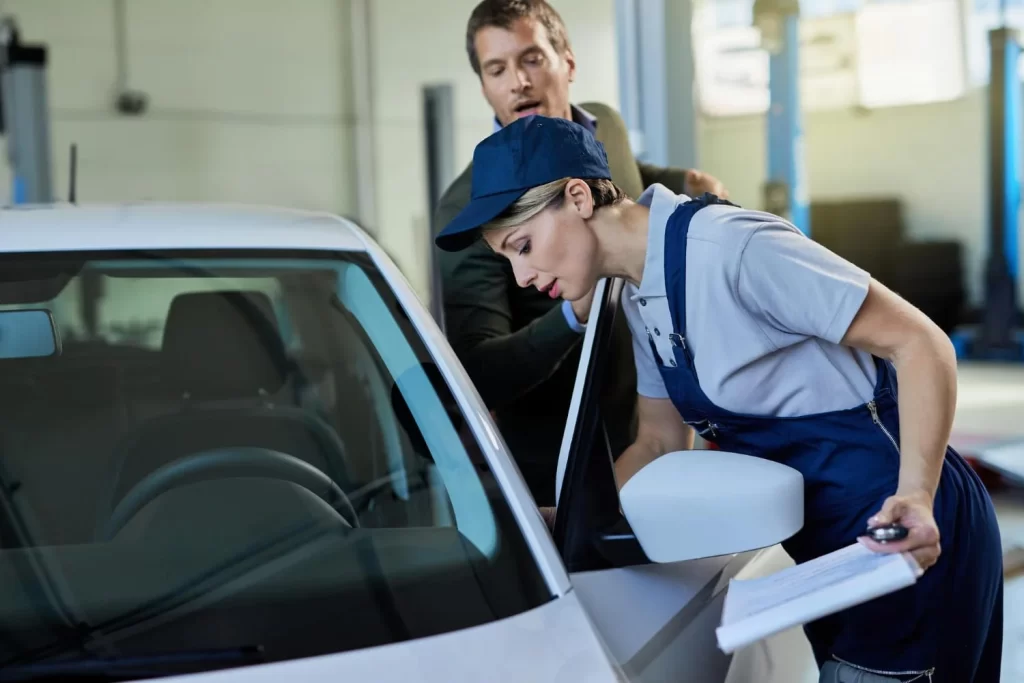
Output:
[0, 249, 550, 679]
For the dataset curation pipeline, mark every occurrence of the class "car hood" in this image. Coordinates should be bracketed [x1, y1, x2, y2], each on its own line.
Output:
[152, 591, 623, 683]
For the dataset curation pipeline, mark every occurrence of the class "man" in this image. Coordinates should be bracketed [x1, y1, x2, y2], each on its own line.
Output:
[434, 0, 728, 507]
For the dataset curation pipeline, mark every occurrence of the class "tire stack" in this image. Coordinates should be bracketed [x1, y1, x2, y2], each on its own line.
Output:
[809, 199, 966, 333]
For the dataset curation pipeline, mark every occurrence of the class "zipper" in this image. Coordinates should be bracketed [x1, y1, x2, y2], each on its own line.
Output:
[690, 418, 718, 439]
[867, 400, 900, 454]
[832, 655, 934, 681]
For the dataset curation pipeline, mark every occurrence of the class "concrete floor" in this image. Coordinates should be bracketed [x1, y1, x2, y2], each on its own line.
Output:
[951, 363, 1024, 682]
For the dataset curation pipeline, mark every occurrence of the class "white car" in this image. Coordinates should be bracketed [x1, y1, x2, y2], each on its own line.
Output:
[0, 202, 817, 682]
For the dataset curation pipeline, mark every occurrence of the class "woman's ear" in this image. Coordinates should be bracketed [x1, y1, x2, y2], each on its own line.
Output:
[564, 179, 595, 219]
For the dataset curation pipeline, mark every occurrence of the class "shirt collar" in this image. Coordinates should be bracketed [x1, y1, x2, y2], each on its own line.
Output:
[492, 103, 598, 133]
[632, 183, 690, 298]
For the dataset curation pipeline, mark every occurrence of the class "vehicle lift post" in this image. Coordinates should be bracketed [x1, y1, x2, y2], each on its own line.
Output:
[951, 24, 1024, 361]
[754, 0, 810, 236]
[423, 83, 456, 334]
[0, 16, 53, 205]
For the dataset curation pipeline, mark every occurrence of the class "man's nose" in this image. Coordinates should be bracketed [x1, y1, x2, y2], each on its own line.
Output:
[512, 67, 531, 92]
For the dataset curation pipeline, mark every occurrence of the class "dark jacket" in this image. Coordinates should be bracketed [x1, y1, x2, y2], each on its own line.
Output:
[432, 101, 690, 506]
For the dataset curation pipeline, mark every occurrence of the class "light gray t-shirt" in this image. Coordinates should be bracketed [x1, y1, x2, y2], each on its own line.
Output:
[621, 184, 878, 417]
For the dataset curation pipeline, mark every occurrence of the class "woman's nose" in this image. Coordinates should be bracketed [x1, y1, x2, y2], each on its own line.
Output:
[513, 265, 536, 289]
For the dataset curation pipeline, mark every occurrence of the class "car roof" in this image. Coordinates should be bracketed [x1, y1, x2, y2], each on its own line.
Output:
[0, 202, 369, 253]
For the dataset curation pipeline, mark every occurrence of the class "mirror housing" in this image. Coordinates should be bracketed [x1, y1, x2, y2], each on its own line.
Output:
[0, 309, 60, 360]
[619, 450, 803, 563]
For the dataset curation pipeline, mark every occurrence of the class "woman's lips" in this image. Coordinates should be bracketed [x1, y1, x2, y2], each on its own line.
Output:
[548, 281, 560, 299]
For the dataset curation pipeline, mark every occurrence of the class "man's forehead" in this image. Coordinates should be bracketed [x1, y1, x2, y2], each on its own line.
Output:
[476, 17, 552, 56]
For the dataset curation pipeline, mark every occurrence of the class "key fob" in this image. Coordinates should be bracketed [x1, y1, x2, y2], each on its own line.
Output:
[866, 522, 909, 543]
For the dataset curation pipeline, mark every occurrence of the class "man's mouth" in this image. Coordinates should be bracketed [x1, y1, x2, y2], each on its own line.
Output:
[513, 100, 542, 117]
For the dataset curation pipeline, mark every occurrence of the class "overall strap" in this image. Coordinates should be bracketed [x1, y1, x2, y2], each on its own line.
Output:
[663, 193, 738, 343]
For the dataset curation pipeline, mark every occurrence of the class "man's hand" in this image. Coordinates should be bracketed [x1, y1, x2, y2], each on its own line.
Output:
[858, 490, 941, 572]
[569, 287, 596, 325]
[684, 169, 729, 199]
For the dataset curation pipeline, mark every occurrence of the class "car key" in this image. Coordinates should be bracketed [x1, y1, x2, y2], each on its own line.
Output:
[866, 522, 909, 544]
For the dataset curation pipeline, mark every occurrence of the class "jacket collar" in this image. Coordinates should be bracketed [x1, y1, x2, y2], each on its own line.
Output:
[492, 104, 598, 133]
[632, 183, 691, 298]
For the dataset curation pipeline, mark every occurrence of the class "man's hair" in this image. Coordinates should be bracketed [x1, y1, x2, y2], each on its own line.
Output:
[466, 0, 571, 76]
[483, 178, 626, 233]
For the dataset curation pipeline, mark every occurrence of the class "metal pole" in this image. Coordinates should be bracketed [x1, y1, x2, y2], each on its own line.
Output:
[0, 17, 52, 205]
[615, 0, 645, 156]
[348, 0, 379, 236]
[755, 0, 809, 235]
[632, 0, 699, 171]
[423, 83, 455, 333]
[976, 26, 1022, 358]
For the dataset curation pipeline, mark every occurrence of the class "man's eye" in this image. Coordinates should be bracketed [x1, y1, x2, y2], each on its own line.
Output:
[488, 67, 504, 77]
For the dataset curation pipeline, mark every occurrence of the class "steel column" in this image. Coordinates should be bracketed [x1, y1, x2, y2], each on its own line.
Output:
[755, 0, 809, 235]
[0, 17, 52, 205]
[617, 0, 700, 171]
[423, 83, 456, 333]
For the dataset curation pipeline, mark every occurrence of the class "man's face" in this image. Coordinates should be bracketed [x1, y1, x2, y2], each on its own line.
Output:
[474, 17, 575, 127]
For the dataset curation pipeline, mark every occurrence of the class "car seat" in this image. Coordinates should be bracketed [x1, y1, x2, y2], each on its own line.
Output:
[95, 290, 354, 539]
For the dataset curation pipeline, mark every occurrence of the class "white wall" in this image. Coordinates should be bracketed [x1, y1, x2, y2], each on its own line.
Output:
[0, 0, 356, 214]
[0, 0, 619, 304]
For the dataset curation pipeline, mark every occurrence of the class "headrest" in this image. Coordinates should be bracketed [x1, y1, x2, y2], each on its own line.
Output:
[162, 290, 289, 400]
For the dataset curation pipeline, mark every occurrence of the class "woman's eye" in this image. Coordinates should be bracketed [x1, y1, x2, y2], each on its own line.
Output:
[518, 240, 531, 255]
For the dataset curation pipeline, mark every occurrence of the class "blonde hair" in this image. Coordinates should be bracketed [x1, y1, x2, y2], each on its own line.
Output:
[484, 177, 626, 233]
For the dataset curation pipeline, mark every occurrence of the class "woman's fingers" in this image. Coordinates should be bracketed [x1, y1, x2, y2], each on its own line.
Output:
[860, 494, 942, 572]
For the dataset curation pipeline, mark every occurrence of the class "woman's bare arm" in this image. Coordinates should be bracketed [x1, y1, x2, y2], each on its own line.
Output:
[839, 278, 954, 569]
[840, 278, 957, 505]
[614, 395, 695, 490]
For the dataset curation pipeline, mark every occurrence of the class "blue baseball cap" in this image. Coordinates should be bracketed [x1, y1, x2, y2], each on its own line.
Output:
[434, 114, 612, 252]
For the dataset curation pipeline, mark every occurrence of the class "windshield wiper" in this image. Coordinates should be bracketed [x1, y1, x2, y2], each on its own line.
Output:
[0, 645, 265, 681]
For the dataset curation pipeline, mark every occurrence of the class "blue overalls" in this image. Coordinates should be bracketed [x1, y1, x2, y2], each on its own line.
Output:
[653, 195, 1005, 682]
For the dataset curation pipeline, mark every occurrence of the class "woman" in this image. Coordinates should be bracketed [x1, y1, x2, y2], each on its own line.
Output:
[435, 115, 1003, 682]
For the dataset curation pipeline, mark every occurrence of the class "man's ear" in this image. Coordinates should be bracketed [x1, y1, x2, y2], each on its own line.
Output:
[564, 49, 577, 83]
[565, 179, 594, 219]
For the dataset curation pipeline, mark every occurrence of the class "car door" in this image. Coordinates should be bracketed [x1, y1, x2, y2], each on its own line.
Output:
[550, 276, 818, 683]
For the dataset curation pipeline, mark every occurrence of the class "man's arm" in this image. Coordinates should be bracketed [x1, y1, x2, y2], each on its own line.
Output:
[614, 396, 695, 489]
[435, 177, 584, 411]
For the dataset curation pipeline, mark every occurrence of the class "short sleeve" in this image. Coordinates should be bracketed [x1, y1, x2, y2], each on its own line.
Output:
[620, 292, 670, 399]
[736, 222, 871, 346]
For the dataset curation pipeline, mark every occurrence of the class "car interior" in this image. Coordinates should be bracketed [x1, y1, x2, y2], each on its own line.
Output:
[0, 251, 550, 677]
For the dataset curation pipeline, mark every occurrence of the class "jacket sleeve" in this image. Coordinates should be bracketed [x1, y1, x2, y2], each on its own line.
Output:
[434, 187, 584, 410]
[636, 160, 690, 195]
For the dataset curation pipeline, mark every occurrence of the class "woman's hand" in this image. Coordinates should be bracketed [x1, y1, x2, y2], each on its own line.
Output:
[858, 490, 941, 572]
[539, 506, 556, 532]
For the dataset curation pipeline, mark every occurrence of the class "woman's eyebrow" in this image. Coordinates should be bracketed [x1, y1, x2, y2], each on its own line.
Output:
[500, 229, 521, 251]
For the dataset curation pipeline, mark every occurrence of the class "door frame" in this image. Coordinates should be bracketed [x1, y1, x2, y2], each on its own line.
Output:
[551, 276, 650, 573]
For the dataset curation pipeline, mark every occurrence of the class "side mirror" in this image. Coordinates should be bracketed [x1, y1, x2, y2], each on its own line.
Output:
[619, 450, 803, 563]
